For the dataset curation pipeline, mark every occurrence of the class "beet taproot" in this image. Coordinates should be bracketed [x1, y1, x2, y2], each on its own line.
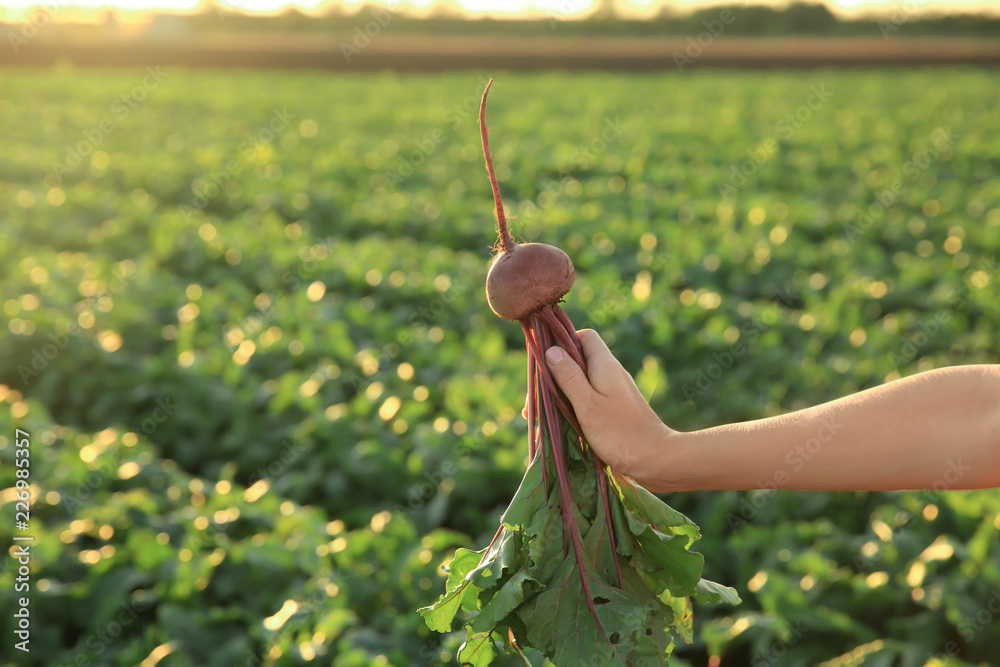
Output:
[479, 79, 575, 321]
[486, 243, 574, 320]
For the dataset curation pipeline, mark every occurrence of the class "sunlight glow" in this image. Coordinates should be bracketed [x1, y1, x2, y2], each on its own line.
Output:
[0, 0, 994, 21]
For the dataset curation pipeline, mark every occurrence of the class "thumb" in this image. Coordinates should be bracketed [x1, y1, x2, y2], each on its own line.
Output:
[545, 346, 593, 410]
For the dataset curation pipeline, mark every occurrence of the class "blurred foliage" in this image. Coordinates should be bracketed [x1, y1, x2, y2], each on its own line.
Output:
[0, 69, 999, 666]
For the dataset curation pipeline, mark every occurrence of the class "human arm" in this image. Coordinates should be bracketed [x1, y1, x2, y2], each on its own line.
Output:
[543, 329, 1000, 493]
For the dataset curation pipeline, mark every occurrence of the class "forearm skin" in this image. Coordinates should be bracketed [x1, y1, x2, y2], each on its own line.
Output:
[650, 364, 1000, 493]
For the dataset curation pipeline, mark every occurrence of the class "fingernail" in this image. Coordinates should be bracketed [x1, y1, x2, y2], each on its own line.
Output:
[546, 347, 565, 364]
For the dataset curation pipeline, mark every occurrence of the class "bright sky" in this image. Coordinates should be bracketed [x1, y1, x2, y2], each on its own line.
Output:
[0, 0, 995, 20]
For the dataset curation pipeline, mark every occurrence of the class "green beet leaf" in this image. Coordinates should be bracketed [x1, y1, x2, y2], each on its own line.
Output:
[500, 456, 546, 530]
[458, 631, 499, 667]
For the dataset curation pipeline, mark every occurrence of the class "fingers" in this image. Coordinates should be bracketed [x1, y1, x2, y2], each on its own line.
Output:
[576, 329, 616, 370]
[544, 345, 595, 410]
[573, 329, 622, 397]
[524, 330, 604, 419]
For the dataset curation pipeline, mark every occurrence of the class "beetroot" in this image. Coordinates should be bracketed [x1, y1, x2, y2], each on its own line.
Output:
[479, 79, 576, 321]
[420, 78, 739, 666]
[486, 243, 575, 320]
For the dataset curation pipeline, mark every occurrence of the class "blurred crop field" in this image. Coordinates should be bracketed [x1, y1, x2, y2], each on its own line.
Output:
[1, 67, 1000, 666]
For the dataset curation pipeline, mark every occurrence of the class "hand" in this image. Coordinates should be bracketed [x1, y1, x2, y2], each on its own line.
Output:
[525, 329, 675, 488]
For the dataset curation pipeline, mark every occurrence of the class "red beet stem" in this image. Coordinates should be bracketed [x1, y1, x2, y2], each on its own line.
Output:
[525, 337, 538, 462]
[539, 307, 586, 378]
[537, 353, 618, 653]
[537, 307, 624, 589]
[594, 452, 624, 589]
[479, 79, 515, 254]
[522, 319, 548, 496]
[554, 307, 587, 366]
[476, 523, 504, 567]
[522, 318, 579, 434]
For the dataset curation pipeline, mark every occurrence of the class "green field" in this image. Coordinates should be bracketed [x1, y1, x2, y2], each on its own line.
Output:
[2, 67, 1000, 666]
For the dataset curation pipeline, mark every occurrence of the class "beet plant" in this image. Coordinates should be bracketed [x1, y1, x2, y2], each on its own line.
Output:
[420, 79, 740, 666]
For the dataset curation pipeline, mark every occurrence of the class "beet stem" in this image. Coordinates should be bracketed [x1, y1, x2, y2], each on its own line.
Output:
[554, 307, 587, 367]
[523, 316, 579, 434]
[538, 359, 615, 649]
[522, 318, 548, 496]
[477, 523, 504, 567]
[526, 341, 537, 463]
[594, 450, 625, 589]
[539, 307, 624, 589]
[539, 307, 586, 376]
[479, 78, 514, 253]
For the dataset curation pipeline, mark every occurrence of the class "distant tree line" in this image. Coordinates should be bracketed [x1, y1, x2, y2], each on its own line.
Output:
[7, 2, 996, 39]
[192, 2, 1000, 38]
